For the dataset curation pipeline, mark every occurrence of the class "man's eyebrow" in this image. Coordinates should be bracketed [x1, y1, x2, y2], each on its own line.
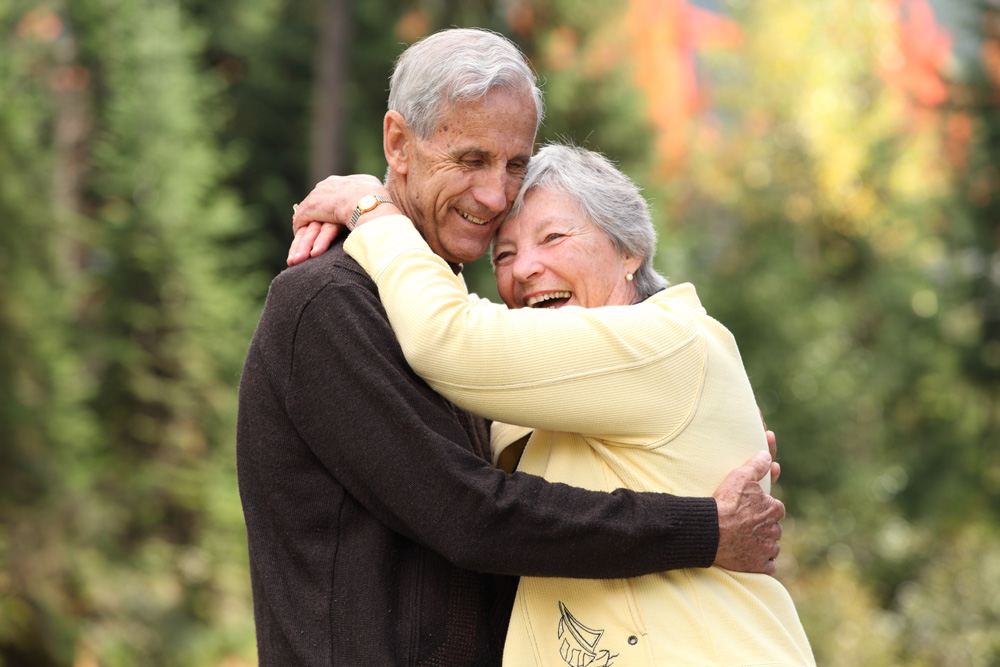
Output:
[452, 148, 530, 164]
[452, 148, 491, 159]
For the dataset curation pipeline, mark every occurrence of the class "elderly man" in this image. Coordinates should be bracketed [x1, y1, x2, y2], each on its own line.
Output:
[238, 28, 783, 666]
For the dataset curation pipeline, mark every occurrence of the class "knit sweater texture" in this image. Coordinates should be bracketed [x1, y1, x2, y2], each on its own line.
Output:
[236, 240, 719, 666]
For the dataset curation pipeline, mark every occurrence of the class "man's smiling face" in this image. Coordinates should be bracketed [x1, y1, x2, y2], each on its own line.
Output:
[399, 88, 537, 266]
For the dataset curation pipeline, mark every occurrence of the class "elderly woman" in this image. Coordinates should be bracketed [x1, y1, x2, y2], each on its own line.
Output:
[335, 143, 815, 666]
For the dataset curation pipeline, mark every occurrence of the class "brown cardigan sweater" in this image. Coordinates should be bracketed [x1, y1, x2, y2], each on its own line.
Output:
[236, 242, 719, 666]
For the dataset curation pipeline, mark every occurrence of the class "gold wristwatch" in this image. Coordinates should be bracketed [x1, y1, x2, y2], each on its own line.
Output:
[349, 195, 394, 230]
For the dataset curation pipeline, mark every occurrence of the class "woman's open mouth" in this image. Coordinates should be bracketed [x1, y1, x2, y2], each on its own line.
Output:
[526, 291, 572, 308]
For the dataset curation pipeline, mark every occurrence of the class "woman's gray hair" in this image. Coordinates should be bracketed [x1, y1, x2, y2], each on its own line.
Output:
[388, 28, 544, 139]
[507, 143, 668, 300]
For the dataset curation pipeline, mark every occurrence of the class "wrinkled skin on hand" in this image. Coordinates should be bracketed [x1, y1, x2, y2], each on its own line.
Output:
[287, 174, 388, 266]
[712, 427, 785, 576]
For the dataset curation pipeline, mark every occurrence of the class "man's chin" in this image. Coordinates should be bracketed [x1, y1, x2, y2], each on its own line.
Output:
[439, 241, 493, 266]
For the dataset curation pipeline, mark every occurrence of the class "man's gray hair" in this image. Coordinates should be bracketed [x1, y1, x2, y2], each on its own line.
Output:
[388, 28, 544, 139]
[508, 143, 668, 300]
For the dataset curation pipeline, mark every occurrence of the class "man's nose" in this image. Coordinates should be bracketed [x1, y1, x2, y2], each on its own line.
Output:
[473, 167, 513, 214]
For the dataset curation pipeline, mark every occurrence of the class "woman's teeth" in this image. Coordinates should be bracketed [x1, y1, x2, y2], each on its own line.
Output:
[526, 291, 572, 308]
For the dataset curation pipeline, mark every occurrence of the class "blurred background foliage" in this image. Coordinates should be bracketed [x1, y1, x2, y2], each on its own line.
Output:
[1, 0, 997, 664]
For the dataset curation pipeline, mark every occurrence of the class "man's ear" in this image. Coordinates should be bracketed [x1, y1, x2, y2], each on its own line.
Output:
[384, 111, 410, 175]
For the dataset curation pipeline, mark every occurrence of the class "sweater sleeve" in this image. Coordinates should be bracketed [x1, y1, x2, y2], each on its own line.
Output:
[344, 216, 705, 442]
[283, 269, 719, 576]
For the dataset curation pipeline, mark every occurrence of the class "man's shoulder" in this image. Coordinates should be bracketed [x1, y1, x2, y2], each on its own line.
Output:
[242, 243, 390, 395]
[255, 243, 383, 338]
[269, 242, 374, 304]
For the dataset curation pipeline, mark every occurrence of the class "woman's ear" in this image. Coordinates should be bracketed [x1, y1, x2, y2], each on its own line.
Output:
[624, 254, 642, 277]
[384, 111, 410, 175]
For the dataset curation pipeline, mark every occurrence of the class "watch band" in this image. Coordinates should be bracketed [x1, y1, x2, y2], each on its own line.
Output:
[349, 195, 394, 230]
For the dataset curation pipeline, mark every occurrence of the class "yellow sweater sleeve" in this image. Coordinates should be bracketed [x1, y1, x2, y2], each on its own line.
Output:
[344, 216, 705, 441]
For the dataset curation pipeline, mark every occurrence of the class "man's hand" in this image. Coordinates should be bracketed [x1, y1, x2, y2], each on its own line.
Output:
[287, 174, 388, 266]
[713, 451, 785, 576]
[760, 408, 780, 485]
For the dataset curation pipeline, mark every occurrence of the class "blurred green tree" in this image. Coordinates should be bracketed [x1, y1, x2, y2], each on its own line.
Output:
[1, 0, 263, 663]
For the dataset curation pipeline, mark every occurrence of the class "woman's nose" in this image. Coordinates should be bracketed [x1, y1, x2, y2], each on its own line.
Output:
[511, 250, 542, 282]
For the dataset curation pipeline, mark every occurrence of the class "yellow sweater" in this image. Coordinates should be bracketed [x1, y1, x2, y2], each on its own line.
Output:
[345, 216, 815, 667]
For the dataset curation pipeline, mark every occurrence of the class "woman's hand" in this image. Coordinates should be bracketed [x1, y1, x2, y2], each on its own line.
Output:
[287, 174, 388, 266]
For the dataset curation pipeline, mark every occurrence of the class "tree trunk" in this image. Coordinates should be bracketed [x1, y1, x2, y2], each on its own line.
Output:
[310, 0, 351, 184]
[51, 29, 92, 277]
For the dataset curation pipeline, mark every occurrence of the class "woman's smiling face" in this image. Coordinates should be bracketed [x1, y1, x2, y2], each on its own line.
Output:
[492, 188, 641, 310]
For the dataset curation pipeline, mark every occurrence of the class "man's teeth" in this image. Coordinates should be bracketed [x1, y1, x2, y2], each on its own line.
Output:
[526, 291, 572, 308]
[459, 211, 490, 225]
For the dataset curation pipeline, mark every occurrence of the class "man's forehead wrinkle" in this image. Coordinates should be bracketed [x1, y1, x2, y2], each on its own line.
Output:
[444, 145, 527, 165]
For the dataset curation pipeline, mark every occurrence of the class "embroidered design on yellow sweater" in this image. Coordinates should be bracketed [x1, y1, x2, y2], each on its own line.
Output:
[558, 602, 618, 667]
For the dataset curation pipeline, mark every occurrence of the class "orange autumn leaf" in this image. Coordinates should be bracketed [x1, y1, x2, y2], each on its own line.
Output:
[626, 0, 741, 173]
[880, 0, 952, 107]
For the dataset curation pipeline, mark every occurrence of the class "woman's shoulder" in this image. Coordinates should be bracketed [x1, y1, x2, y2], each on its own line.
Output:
[648, 282, 703, 311]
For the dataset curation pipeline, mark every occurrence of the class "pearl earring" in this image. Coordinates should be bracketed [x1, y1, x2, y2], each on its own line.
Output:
[626, 273, 634, 282]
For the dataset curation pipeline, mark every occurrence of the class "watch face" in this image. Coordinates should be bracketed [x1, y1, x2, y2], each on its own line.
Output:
[359, 195, 378, 211]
